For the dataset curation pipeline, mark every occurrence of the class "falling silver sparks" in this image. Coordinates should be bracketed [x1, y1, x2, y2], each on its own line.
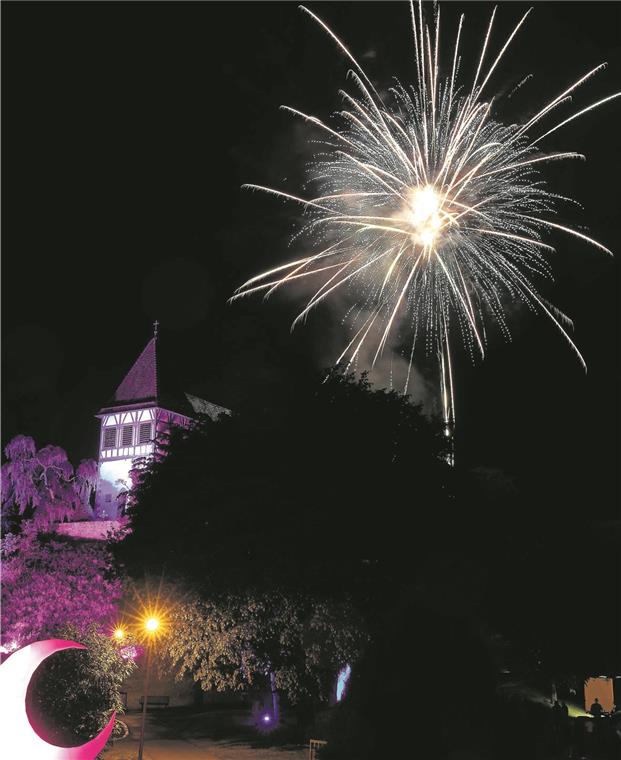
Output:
[232, 1, 618, 438]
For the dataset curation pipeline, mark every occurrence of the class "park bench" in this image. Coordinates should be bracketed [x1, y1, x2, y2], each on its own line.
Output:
[139, 695, 170, 708]
[309, 739, 327, 759]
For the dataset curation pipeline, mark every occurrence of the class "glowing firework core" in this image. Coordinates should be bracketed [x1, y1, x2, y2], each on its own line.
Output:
[405, 185, 446, 248]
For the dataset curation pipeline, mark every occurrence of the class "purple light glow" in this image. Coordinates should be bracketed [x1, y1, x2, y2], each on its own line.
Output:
[262, 713, 271, 723]
[119, 645, 141, 661]
[336, 664, 352, 702]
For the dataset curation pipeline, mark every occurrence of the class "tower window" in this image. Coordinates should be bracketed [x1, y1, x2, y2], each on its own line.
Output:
[121, 425, 134, 447]
[103, 427, 117, 449]
[138, 422, 153, 444]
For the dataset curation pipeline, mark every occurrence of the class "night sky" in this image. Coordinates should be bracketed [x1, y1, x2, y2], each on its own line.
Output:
[2, 2, 619, 510]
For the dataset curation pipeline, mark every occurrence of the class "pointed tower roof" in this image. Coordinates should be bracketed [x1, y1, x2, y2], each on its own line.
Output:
[113, 336, 158, 405]
[98, 324, 228, 419]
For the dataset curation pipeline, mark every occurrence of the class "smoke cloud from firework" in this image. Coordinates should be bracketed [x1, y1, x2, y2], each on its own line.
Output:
[232, 1, 618, 430]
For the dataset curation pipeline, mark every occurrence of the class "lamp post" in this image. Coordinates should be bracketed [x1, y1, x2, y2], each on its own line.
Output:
[137, 616, 160, 760]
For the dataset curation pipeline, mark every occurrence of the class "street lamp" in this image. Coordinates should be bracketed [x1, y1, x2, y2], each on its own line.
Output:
[137, 616, 160, 760]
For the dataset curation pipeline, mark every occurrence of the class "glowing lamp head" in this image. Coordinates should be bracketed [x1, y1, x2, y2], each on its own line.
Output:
[145, 617, 160, 633]
[262, 713, 271, 724]
[113, 628, 125, 641]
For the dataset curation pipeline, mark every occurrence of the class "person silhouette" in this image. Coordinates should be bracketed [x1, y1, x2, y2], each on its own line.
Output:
[584, 716, 595, 753]
[589, 697, 603, 718]
[553, 700, 563, 730]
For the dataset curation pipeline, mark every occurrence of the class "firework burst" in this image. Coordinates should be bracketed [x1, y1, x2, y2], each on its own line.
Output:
[232, 2, 618, 435]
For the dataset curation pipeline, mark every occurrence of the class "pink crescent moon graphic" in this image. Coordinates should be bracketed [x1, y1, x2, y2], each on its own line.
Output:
[0, 639, 116, 759]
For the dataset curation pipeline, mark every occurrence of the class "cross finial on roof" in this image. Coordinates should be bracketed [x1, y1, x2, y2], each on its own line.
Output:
[153, 319, 159, 338]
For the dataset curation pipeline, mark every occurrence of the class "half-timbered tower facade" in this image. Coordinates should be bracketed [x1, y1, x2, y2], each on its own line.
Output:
[95, 324, 228, 518]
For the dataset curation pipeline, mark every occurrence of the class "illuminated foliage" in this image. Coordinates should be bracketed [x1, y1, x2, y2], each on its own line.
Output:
[1, 435, 97, 528]
[166, 589, 367, 704]
[28, 624, 135, 746]
[1, 524, 123, 649]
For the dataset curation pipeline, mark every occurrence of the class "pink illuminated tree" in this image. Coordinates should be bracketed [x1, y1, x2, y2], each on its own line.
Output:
[75, 459, 98, 508]
[0, 523, 123, 651]
[1, 435, 97, 527]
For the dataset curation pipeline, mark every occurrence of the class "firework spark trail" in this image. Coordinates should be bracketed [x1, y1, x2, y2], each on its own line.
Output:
[232, 1, 619, 438]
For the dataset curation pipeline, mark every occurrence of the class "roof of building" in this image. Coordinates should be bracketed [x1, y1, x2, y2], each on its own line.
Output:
[98, 330, 229, 420]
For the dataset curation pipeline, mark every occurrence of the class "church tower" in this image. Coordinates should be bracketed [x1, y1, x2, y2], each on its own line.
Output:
[95, 323, 228, 518]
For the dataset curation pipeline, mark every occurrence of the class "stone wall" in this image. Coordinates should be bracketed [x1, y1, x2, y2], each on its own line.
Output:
[122, 659, 197, 710]
[122, 658, 251, 711]
[55, 520, 123, 541]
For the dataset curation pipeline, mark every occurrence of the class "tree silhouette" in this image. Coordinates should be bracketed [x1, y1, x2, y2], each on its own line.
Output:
[116, 370, 452, 594]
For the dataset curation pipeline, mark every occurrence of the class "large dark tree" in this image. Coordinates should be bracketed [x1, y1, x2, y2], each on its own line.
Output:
[322, 595, 497, 760]
[116, 370, 451, 599]
[116, 369, 620, 732]
[116, 371, 453, 719]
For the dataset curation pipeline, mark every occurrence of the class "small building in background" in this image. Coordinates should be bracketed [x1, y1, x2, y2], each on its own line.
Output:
[94, 323, 229, 519]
